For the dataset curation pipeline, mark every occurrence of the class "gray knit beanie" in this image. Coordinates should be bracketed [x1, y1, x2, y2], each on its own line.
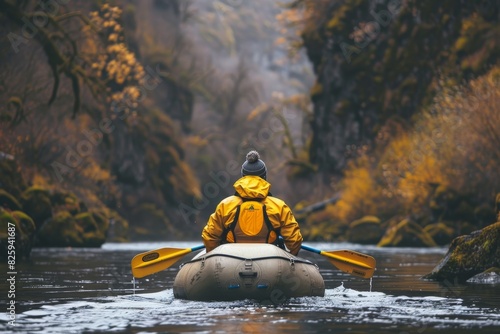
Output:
[241, 150, 267, 179]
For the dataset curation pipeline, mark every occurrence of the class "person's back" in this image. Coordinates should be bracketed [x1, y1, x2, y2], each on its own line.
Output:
[201, 151, 303, 255]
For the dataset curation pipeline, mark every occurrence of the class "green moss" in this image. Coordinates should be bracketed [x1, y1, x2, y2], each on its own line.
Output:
[20, 187, 53, 228]
[483, 239, 492, 253]
[424, 222, 500, 282]
[326, 5, 349, 31]
[0, 189, 22, 211]
[37, 211, 83, 247]
[74, 212, 98, 233]
[0, 209, 16, 239]
[74, 212, 109, 247]
[0, 208, 36, 259]
[11, 211, 36, 236]
[454, 36, 468, 52]
[51, 191, 81, 215]
[91, 211, 109, 235]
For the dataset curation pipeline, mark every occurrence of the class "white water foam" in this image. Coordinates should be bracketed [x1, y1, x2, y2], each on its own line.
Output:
[1, 285, 499, 333]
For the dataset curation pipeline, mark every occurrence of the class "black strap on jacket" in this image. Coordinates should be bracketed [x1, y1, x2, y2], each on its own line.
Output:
[221, 196, 280, 245]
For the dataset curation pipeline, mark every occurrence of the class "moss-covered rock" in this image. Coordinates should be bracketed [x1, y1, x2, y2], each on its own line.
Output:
[466, 267, 500, 284]
[36, 209, 114, 247]
[11, 210, 36, 238]
[20, 187, 53, 228]
[346, 215, 383, 244]
[74, 212, 99, 233]
[423, 223, 455, 246]
[423, 222, 500, 283]
[37, 211, 84, 247]
[0, 209, 36, 259]
[51, 191, 81, 215]
[74, 212, 106, 247]
[91, 211, 110, 235]
[0, 159, 27, 198]
[378, 219, 437, 247]
[0, 189, 22, 211]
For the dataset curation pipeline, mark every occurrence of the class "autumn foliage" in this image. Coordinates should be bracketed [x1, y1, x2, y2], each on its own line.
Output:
[302, 68, 500, 240]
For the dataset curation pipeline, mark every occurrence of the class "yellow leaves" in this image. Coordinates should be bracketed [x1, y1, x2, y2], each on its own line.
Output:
[108, 33, 118, 43]
[310, 83, 323, 96]
[332, 158, 380, 223]
[185, 135, 209, 148]
[105, 59, 118, 76]
[81, 161, 111, 182]
[454, 36, 468, 52]
[274, 36, 287, 46]
[86, 4, 146, 115]
[247, 103, 270, 121]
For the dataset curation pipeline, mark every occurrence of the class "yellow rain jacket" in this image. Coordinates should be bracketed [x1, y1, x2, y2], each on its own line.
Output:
[202, 175, 303, 255]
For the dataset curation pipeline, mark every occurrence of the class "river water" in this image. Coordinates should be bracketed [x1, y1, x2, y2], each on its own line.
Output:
[1, 242, 499, 333]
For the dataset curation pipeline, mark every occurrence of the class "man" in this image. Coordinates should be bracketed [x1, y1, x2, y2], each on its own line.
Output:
[201, 150, 303, 255]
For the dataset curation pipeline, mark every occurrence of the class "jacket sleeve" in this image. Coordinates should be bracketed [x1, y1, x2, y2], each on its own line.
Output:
[201, 202, 227, 253]
[278, 202, 303, 256]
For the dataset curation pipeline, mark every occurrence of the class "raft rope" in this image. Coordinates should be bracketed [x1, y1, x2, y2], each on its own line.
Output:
[181, 253, 316, 267]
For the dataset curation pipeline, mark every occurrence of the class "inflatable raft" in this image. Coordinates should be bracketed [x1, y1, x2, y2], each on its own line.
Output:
[173, 243, 325, 301]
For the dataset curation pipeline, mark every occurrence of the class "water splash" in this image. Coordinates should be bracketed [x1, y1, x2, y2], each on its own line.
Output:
[3, 285, 499, 333]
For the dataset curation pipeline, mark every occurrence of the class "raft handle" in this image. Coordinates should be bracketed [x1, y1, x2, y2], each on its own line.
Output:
[239, 271, 258, 278]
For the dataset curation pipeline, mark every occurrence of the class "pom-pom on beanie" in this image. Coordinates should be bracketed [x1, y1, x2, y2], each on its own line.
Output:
[241, 150, 267, 179]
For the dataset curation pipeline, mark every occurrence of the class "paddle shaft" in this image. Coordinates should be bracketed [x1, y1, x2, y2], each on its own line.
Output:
[301, 245, 376, 279]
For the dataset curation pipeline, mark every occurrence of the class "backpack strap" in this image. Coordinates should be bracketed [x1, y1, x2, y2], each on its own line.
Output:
[221, 196, 282, 245]
[221, 201, 242, 243]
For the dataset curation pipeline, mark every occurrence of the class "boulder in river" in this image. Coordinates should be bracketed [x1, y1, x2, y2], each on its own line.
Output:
[51, 191, 81, 215]
[36, 210, 113, 247]
[423, 222, 500, 283]
[346, 215, 383, 244]
[37, 211, 84, 247]
[20, 187, 53, 229]
[0, 189, 22, 211]
[377, 219, 437, 247]
[0, 208, 36, 259]
[466, 267, 500, 284]
[74, 212, 107, 247]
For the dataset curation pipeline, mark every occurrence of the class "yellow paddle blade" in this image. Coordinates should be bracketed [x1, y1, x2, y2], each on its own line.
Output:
[131, 245, 204, 278]
[321, 250, 376, 279]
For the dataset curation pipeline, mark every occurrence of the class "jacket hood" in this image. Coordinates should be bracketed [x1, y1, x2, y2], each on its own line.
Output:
[233, 175, 270, 199]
